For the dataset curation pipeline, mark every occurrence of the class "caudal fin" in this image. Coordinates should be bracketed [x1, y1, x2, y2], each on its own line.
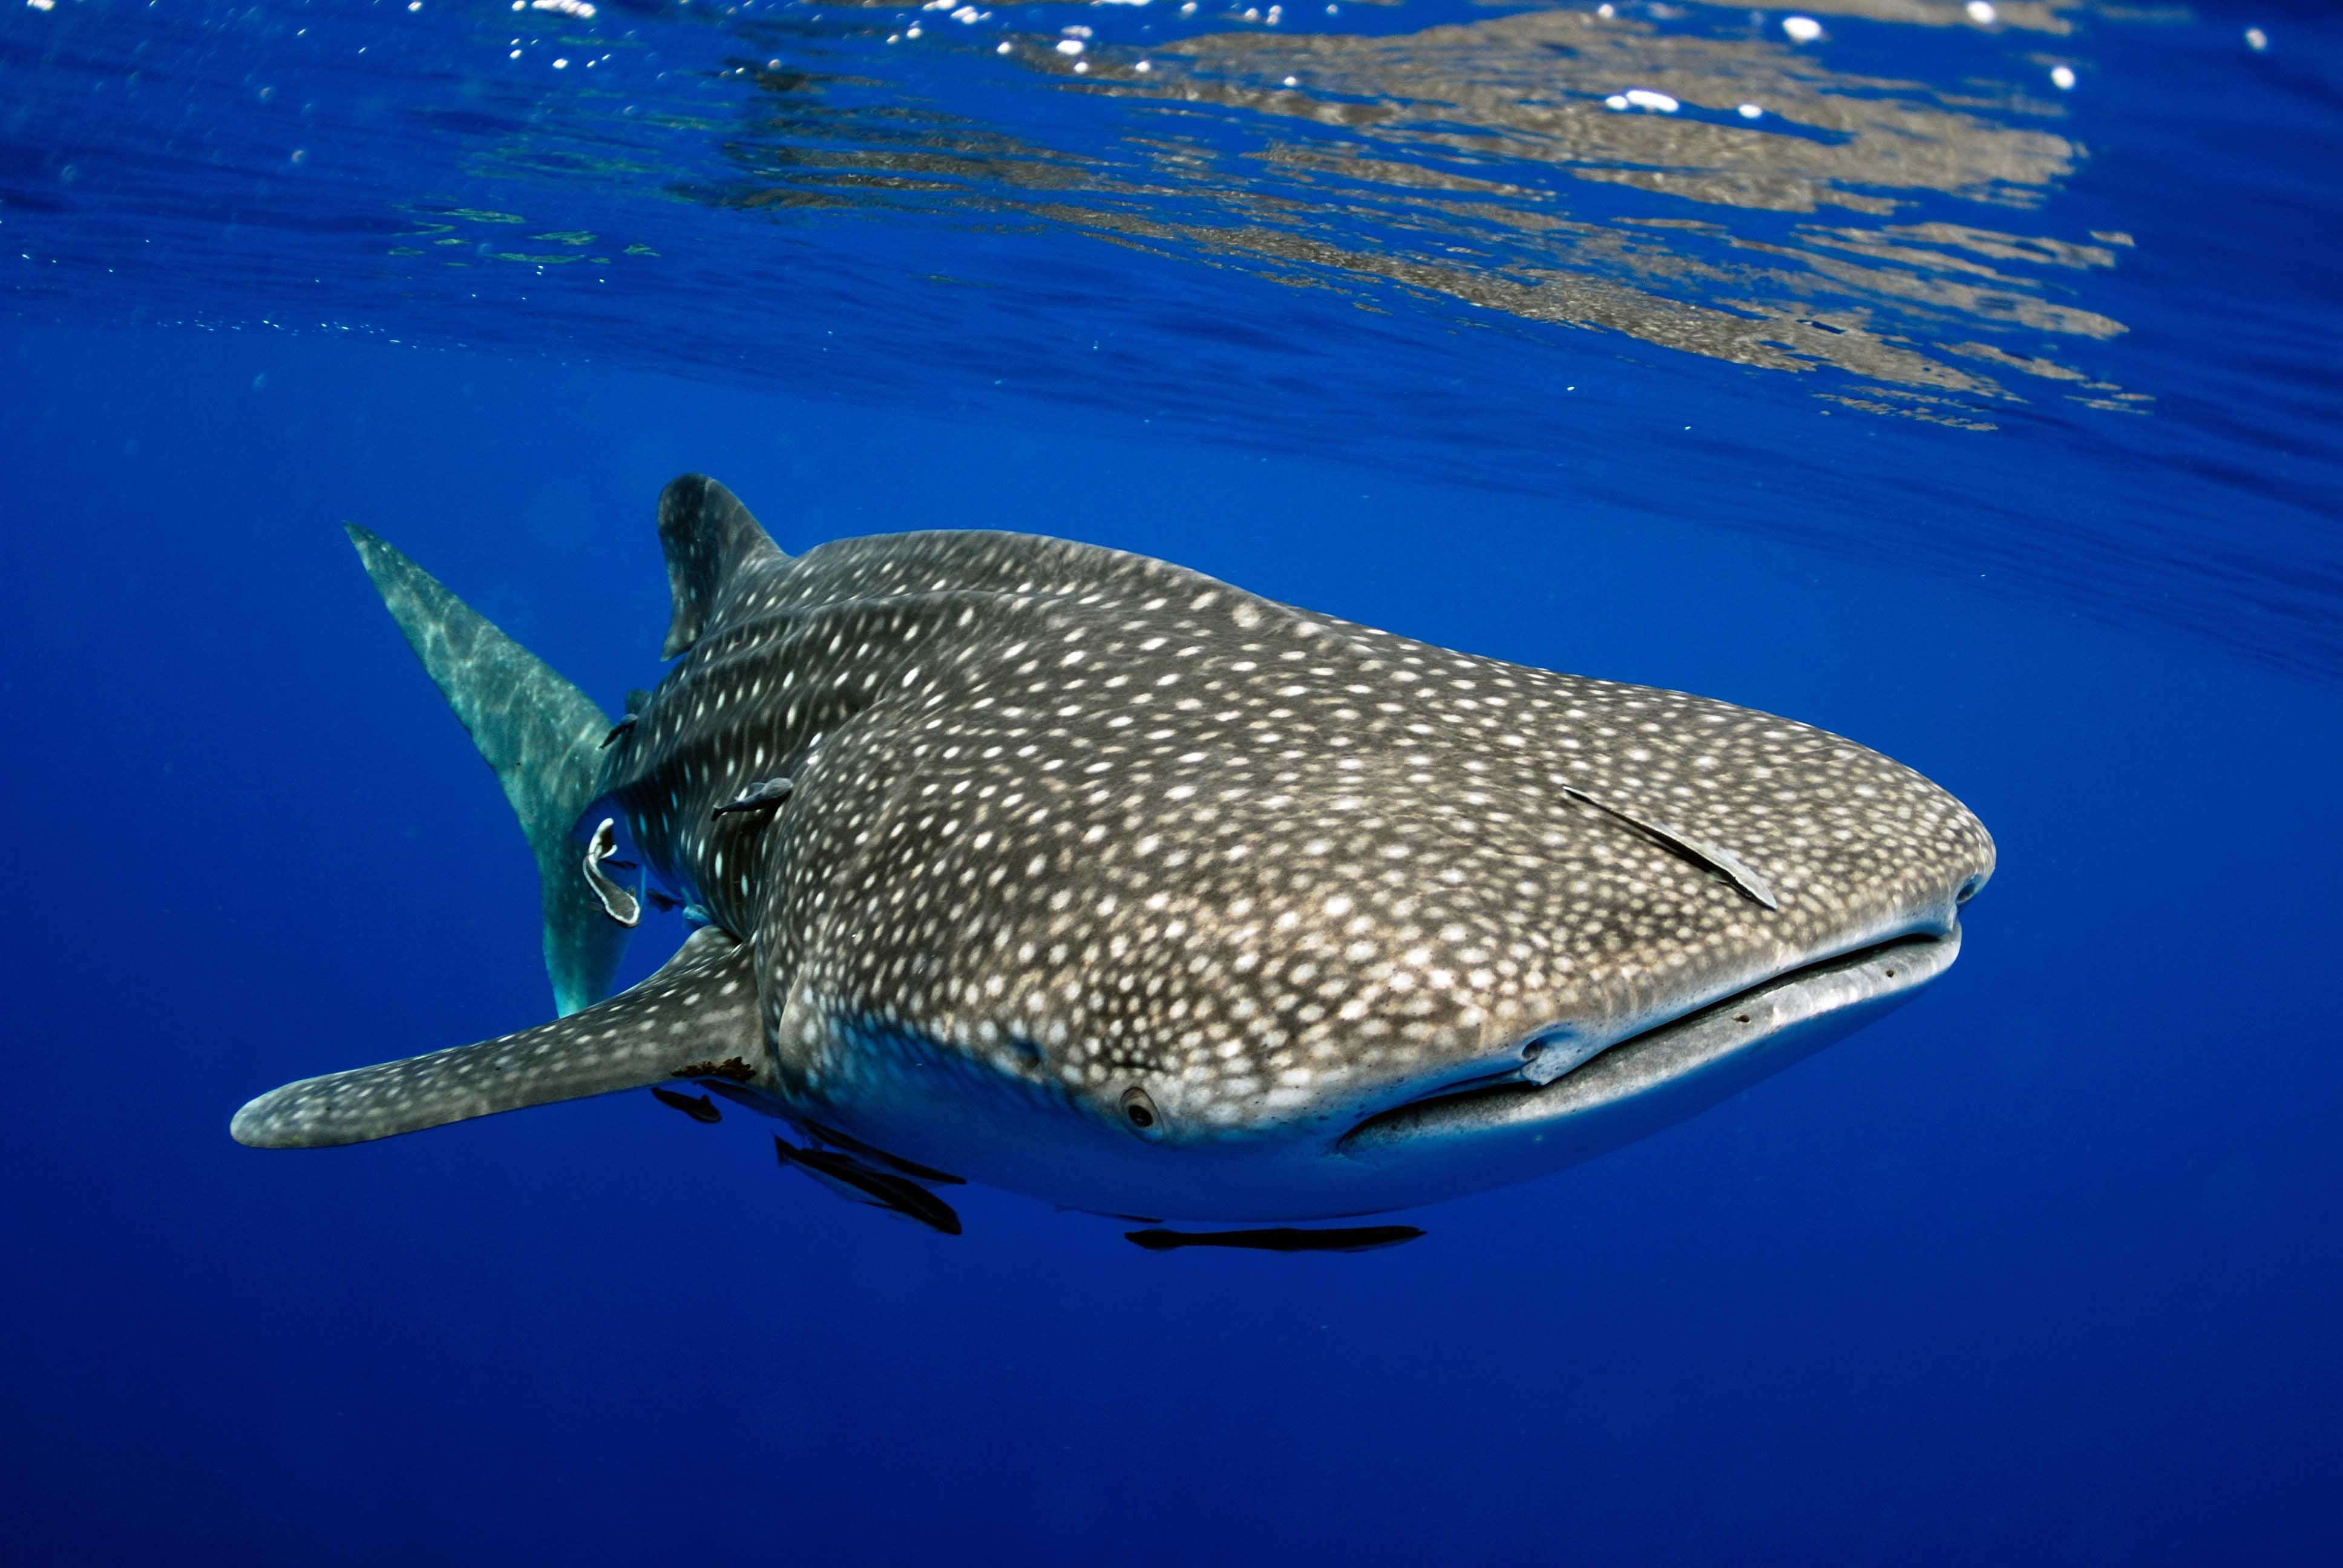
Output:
[345, 524, 623, 1016]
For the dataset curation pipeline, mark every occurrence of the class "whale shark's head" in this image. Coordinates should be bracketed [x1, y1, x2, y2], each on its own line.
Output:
[729, 531, 1996, 1220]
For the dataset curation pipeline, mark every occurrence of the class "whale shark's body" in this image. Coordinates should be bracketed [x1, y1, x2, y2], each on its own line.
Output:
[234, 477, 1994, 1235]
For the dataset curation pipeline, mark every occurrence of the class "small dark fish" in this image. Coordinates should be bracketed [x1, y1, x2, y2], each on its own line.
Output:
[713, 776, 794, 818]
[1124, 1226, 1426, 1254]
[775, 1137, 962, 1235]
[650, 1086, 721, 1123]
[600, 715, 637, 749]
[644, 889, 681, 912]
[699, 1079, 766, 1112]
[800, 1119, 965, 1186]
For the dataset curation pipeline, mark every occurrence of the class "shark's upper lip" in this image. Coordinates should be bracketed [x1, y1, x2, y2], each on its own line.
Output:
[1335, 927, 1961, 1161]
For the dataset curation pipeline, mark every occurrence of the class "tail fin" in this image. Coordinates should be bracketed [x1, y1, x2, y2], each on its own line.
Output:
[345, 524, 624, 1017]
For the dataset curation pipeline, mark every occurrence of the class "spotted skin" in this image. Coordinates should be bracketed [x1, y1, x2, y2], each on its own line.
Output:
[601, 479, 1993, 1203]
[235, 475, 1993, 1221]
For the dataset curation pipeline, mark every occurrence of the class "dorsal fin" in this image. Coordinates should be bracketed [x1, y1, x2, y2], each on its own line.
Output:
[658, 474, 785, 659]
[232, 928, 758, 1148]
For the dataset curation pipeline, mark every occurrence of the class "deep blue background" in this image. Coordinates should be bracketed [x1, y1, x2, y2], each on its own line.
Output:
[2, 321, 2338, 1563]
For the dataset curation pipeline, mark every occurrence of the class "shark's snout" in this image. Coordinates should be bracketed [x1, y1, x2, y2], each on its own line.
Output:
[1337, 926, 1965, 1182]
[1309, 783, 1993, 1206]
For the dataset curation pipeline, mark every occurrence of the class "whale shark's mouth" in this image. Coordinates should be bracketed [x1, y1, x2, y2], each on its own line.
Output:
[1336, 929, 1962, 1163]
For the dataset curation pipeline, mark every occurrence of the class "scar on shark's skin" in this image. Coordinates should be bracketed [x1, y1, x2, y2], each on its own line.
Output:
[675, 1057, 756, 1082]
[1559, 786, 1780, 911]
[231, 476, 1994, 1251]
[712, 777, 793, 818]
[650, 1086, 721, 1123]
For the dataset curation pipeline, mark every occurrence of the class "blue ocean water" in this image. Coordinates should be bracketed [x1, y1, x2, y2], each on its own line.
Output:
[4, 0, 2339, 1560]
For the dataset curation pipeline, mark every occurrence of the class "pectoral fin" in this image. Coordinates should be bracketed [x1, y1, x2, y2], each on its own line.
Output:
[232, 927, 759, 1148]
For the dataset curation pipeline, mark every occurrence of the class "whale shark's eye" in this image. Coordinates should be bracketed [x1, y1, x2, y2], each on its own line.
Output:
[1119, 1086, 1161, 1136]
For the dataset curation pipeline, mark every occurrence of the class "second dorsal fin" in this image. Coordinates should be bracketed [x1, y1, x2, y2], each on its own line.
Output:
[658, 474, 785, 659]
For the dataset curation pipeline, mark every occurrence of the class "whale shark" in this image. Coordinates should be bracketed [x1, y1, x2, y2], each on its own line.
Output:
[233, 475, 1994, 1238]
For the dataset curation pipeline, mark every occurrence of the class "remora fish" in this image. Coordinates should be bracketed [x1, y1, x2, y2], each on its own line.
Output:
[231, 475, 1994, 1226]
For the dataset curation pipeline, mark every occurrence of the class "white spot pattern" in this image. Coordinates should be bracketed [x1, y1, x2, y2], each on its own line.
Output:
[601, 519, 1995, 1142]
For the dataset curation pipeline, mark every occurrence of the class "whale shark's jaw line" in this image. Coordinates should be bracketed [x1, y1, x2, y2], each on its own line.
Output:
[780, 924, 1968, 1224]
[1336, 926, 1962, 1183]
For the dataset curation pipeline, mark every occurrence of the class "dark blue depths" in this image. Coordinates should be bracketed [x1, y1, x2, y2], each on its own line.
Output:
[4, 1, 2342, 1562]
[4, 325, 2337, 1564]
